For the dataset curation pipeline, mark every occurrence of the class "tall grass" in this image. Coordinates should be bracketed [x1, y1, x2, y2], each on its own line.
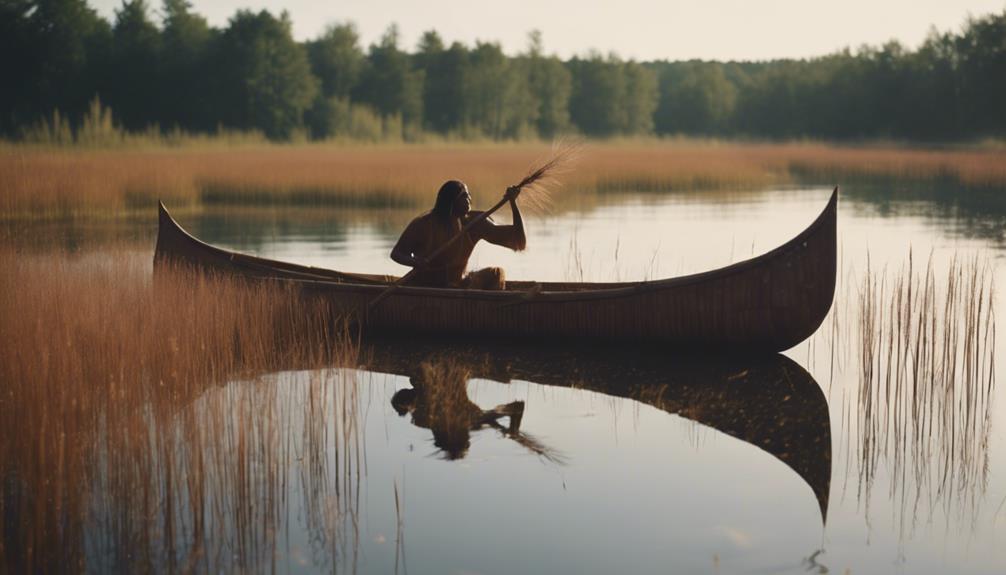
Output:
[0, 248, 364, 572]
[854, 251, 996, 536]
[2, 140, 1004, 218]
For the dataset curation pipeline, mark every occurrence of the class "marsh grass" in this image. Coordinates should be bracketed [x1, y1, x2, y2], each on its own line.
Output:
[854, 251, 996, 535]
[3, 141, 1004, 219]
[0, 248, 365, 572]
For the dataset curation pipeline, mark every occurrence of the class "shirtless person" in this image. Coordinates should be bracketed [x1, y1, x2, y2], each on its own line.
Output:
[390, 180, 526, 289]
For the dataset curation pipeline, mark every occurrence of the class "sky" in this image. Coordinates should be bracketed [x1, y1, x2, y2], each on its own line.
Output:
[90, 0, 1006, 61]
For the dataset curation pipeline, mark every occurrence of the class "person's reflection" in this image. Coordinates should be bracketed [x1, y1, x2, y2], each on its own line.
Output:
[390, 359, 560, 462]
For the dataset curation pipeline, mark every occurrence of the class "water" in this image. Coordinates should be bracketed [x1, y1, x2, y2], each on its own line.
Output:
[9, 185, 1006, 573]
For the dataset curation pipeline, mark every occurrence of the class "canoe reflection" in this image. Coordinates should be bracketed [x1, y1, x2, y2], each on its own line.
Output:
[363, 339, 832, 521]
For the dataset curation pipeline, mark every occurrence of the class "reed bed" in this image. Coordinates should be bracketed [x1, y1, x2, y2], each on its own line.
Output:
[3, 140, 1004, 218]
[853, 251, 996, 536]
[0, 248, 365, 572]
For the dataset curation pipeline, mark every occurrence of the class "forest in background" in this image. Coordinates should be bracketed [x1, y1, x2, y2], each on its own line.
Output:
[2, 0, 1004, 143]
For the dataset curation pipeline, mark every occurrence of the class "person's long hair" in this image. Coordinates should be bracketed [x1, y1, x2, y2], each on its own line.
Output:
[432, 180, 466, 222]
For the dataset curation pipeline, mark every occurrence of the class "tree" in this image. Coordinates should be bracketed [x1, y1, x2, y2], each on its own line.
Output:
[160, 0, 212, 130]
[655, 62, 736, 135]
[4, 0, 111, 133]
[307, 22, 363, 99]
[622, 62, 658, 135]
[417, 37, 469, 134]
[523, 30, 571, 137]
[464, 41, 536, 139]
[0, 1, 37, 133]
[957, 11, 1006, 136]
[356, 24, 424, 135]
[568, 53, 627, 136]
[304, 22, 365, 139]
[214, 10, 317, 139]
[109, 0, 162, 130]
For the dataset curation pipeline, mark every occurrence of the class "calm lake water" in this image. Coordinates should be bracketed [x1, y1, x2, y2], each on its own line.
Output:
[11, 185, 1006, 573]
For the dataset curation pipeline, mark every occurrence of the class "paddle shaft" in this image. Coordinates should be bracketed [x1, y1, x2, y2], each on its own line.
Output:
[367, 195, 511, 312]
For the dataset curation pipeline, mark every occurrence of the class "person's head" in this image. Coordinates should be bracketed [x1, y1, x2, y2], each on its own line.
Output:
[391, 388, 418, 416]
[432, 180, 471, 221]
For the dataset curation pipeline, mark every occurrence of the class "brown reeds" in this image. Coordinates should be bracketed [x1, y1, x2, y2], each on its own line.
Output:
[854, 250, 996, 536]
[3, 140, 1004, 219]
[0, 247, 365, 572]
[509, 139, 581, 214]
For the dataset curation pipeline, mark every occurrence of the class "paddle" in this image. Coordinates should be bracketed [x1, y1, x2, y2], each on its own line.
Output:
[366, 144, 577, 313]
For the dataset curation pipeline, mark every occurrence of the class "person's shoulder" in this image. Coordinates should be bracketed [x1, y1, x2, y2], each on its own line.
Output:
[407, 211, 435, 228]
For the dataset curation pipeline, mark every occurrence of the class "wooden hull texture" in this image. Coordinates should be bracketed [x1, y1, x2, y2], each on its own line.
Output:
[155, 189, 837, 352]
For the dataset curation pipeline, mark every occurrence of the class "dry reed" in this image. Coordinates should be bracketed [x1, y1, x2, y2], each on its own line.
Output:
[3, 140, 1004, 218]
[854, 251, 996, 536]
[0, 247, 364, 572]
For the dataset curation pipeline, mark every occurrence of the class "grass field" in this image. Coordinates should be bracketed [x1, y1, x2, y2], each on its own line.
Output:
[3, 140, 1004, 219]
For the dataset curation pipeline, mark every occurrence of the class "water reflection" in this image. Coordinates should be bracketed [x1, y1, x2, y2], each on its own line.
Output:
[850, 252, 996, 538]
[389, 365, 559, 462]
[0, 338, 833, 572]
[7, 185, 1006, 571]
[1, 367, 366, 574]
[841, 183, 1006, 246]
[362, 338, 833, 522]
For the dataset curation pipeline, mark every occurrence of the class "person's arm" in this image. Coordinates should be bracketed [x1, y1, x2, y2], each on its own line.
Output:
[476, 186, 527, 251]
[390, 220, 427, 268]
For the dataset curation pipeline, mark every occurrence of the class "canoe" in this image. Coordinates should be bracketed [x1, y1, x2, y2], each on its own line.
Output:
[360, 337, 832, 521]
[155, 188, 837, 352]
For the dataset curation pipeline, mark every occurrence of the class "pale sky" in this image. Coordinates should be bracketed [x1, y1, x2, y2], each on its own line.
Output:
[91, 0, 1005, 61]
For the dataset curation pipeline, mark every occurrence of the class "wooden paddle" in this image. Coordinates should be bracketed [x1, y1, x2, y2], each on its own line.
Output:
[366, 144, 577, 313]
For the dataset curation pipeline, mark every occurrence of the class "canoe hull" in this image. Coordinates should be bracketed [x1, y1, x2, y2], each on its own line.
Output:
[155, 189, 837, 352]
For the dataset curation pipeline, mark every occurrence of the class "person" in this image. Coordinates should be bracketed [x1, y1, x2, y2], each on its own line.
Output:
[390, 180, 525, 289]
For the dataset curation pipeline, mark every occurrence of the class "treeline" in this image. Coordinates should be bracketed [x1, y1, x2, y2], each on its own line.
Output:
[2, 0, 1004, 142]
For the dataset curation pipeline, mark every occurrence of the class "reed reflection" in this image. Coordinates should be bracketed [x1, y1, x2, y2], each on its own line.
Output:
[363, 338, 833, 522]
[851, 252, 996, 537]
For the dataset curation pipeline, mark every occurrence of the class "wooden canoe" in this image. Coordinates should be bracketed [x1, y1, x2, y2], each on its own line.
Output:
[155, 188, 837, 352]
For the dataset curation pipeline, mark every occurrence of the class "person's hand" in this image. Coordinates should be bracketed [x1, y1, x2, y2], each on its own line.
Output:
[504, 185, 521, 202]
